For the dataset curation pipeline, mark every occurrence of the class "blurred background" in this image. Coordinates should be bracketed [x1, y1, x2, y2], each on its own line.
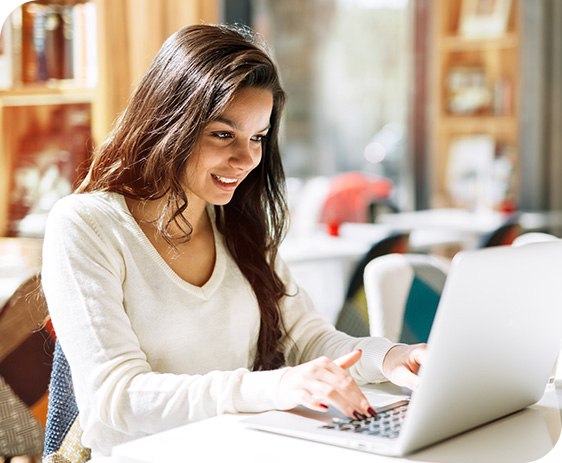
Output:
[0, 0, 560, 234]
[2, 4, 562, 460]
[0, 0, 561, 319]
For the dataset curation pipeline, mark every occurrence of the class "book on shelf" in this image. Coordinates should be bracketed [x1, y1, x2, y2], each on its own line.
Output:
[3, 7, 23, 88]
[492, 76, 513, 116]
[21, 2, 40, 83]
[71, 2, 85, 81]
[0, 12, 13, 89]
[2, 1, 97, 88]
[44, 4, 63, 80]
[72, 1, 97, 86]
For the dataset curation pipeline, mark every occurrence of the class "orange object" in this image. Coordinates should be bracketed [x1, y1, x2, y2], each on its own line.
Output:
[320, 171, 393, 224]
[326, 222, 340, 236]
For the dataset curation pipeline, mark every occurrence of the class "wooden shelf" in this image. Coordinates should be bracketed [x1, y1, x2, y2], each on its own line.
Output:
[441, 33, 519, 52]
[0, 85, 94, 107]
[441, 115, 517, 133]
[431, 0, 521, 210]
[0, 0, 220, 237]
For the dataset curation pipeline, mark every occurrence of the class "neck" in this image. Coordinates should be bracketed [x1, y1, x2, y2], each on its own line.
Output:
[126, 194, 210, 240]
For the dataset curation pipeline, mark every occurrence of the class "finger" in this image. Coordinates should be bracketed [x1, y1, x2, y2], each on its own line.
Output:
[307, 382, 363, 419]
[333, 349, 362, 370]
[411, 344, 428, 366]
[296, 354, 371, 418]
[325, 354, 372, 409]
[299, 390, 331, 413]
[406, 345, 427, 376]
[305, 369, 371, 418]
[393, 366, 421, 391]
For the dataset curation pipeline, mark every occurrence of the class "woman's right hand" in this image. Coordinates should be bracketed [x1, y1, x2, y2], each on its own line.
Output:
[276, 350, 376, 420]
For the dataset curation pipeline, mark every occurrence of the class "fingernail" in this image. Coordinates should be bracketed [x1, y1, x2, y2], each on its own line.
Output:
[320, 403, 329, 409]
[353, 411, 366, 421]
[368, 407, 377, 418]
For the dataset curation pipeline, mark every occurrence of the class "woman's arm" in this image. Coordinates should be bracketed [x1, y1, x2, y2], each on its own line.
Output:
[276, 256, 394, 381]
[274, 256, 426, 417]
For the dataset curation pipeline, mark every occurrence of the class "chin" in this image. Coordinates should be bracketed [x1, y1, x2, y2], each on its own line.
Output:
[209, 193, 236, 207]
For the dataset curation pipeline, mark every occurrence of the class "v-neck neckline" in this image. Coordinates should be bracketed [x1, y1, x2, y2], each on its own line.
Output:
[112, 193, 226, 300]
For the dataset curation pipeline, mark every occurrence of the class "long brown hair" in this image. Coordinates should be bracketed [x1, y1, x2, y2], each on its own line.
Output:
[77, 24, 289, 371]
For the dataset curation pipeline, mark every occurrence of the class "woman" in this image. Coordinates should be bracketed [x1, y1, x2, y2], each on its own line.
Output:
[42, 24, 426, 458]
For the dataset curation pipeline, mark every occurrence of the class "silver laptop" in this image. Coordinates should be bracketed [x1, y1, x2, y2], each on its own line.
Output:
[243, 241, 562, 456]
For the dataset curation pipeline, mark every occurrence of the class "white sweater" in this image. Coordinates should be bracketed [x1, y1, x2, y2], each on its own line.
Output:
[42, 192, 394, 457]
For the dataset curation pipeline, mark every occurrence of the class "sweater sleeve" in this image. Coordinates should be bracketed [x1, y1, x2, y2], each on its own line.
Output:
[41, 196, 287, 450]
[276, 256, 396, 385]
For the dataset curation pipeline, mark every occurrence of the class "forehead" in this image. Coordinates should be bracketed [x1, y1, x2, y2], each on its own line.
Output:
[216, 87, 273, 129]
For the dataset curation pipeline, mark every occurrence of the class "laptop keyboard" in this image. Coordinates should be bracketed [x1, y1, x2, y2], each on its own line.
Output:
[321, 400, 409, 439]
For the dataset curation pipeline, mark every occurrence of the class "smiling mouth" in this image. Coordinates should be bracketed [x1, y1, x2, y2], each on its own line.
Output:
[212, 174, 239, 185]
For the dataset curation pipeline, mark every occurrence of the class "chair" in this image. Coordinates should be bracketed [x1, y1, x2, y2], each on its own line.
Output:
[43, 341, 91, 463]
[368, 199, 399, 223]
[363, 253, 449, 343]
[335, 232, 409, 337]
[511, 232, 559, 247]
[0, 270, 90, 462]
[477, 218, 522, 248]
[0, 274, 53, 460]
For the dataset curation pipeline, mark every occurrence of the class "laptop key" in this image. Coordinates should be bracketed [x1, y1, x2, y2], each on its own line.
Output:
[321, 402, 409, 439]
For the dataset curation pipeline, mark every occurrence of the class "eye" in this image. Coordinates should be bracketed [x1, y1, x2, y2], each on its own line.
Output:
[251, 134, 267, 143]
[212, 131, 233, 140]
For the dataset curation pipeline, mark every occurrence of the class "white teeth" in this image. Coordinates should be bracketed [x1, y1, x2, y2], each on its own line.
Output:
[213, 174, 238, 184]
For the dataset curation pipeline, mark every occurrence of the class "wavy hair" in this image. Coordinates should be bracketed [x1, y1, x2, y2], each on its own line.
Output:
[76, 24, 289, 371]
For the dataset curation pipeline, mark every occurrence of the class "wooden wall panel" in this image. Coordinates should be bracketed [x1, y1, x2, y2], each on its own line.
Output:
[92, 0, 219, 145]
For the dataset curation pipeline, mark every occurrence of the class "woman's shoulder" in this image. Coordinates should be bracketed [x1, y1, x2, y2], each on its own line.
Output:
[47, 192, 130, 230]
[51, 191, 125, 215]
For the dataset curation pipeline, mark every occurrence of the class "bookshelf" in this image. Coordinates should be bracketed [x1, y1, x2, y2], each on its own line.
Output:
[431, 0, 520, 212]
[0, 0, 96, 237]
[0, 0, 219, 237]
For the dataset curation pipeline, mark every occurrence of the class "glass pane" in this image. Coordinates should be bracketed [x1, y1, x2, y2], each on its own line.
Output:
[252, 0, 411, 208]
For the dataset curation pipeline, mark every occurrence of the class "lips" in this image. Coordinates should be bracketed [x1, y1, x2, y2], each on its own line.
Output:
[211, 173, 244, 192]
[212, 174, 239, 184]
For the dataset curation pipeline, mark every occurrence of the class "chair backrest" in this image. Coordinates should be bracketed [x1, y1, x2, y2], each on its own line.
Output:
[363, 253, 449, 343]
[335, 232, 409, 337]
[477, 218, 522, 248]
[511, 232, 559, 247]
[0, 273, 53, 459]
[43, 340, 91, 463]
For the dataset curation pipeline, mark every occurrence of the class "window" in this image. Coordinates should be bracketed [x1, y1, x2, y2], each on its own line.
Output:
[251, 0, 411, 208]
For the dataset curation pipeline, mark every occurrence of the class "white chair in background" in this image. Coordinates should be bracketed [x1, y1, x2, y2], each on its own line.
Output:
[363, 253, 449, 344]
[511, 232, 559, 247]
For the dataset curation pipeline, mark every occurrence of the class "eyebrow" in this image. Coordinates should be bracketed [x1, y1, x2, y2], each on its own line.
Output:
[213, 116, 271, 133]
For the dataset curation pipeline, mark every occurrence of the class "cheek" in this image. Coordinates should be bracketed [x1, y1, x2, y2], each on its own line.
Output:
[247, 155, 263, 181]
[182, 154, 208, 189]
[183, 158, 197, 180]
[187, 145, 215, 170]
[252, 146, 264, 167]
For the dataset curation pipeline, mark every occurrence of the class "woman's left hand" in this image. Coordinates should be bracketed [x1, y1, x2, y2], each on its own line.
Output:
[382, 343, 427, 390]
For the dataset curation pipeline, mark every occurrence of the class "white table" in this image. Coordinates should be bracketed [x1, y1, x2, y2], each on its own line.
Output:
[376, 208, 562, 251]
[110, 382, 562, 463]
[375, 208, 507, 250]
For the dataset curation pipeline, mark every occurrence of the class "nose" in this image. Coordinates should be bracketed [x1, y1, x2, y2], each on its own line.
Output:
[229, 140, 261, 171]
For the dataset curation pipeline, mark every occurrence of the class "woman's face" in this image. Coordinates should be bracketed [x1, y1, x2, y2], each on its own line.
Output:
[184, 87, 274, 208]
